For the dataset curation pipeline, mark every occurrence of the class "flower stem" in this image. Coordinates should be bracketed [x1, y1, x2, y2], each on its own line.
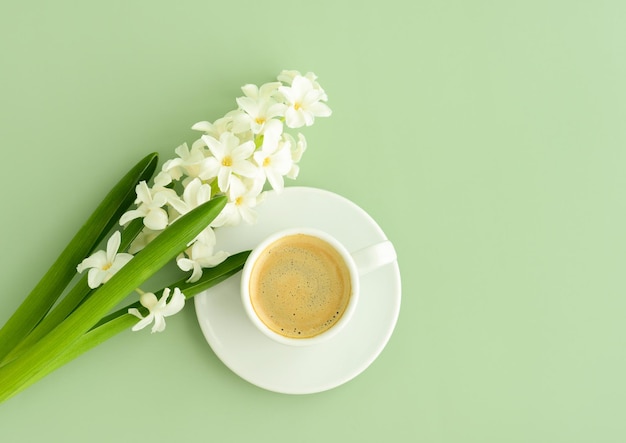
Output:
[6, 314, 138, 400]
[0, 153, 158, 361]
[95, 250, 250, 328]
[0, 219, 145, 366]
[0, 196, 227, 403]
[1, 250, 249, 403]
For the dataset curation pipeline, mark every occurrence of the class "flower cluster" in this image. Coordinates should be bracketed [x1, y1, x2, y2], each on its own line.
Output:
[75, 70, 331, 332]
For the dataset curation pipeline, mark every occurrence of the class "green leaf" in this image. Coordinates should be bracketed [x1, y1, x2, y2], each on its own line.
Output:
[7, 315, 137, 401]
[176, 250, 250, 296]
[0, 219, 147, 365]
[7, 251, 250, 399]
[0, 153, 158, 361]
[95, 250, 251, 327]
[0, 195, 227, 403]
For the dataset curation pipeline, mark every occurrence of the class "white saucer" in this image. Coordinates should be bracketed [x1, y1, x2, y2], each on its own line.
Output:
[194, 187, 402, 394]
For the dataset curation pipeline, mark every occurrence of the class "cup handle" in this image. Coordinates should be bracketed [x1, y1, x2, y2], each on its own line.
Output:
[351, 240, 397, 276]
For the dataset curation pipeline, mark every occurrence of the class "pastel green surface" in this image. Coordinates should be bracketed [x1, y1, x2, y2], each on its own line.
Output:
[1, 1, 625, 442]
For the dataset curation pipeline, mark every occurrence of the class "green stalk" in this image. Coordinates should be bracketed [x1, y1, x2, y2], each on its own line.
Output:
[6, 315, 138, 401]
[95, 250, 250, 327]
[1, 219, 145, 365]
[0, 196, 227, 403]
[4, 251, 250, 402]
[0, 153, 158, 361]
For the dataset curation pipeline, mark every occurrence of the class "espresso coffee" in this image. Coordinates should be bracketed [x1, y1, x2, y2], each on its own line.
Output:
[248, 233, 352, 339]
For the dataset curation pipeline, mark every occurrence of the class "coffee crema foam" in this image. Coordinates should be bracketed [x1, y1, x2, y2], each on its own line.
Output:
[249, 234, 352, 339]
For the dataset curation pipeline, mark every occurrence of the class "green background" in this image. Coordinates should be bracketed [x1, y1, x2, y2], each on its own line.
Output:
[1, 1, 625, 442]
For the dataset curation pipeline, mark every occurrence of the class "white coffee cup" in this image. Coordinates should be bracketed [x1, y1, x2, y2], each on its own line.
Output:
[240, 227, 396, 346]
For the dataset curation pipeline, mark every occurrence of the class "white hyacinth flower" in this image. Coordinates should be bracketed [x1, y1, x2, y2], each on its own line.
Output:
[233, 95, 286, 134]
[277, 70, 328, 101]
[253, 120, 293, 192]
[201, 132, 258, 192]
[162, 141, 209, 183]
[241, 81, 282, 100]
[118, 181, 171, 231]
[76, 231, 133, 289]
[176, 239, 228, 283]
[279, 75, 332, 128]
[128, 288, 185, 333]
[283, 132, 307, 179]
[190, 112, 236, 139]
[152, 170, 173, 188]
[211, 176, 264, 227]
[165, 177, 213, 219]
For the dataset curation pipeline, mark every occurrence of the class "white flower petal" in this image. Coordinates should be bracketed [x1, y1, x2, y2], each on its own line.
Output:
[277, 70, 298, 84]
[232, 140, 256, 161]
[285, 107, 306, 128]
[308, 101, 332, 117]
[266, 168, 285, 193]
[239, 205, 258, 225]
[262, 119, 283, 144]
[302, 88, 325, 106]
[154, 289, 169, 311]
[231, 113, 252, 134]
[200, 250, 228, 267]
[202, 135, 224, 158]
[291, 75, 311, 95]
[217, 167, 232, 192]
[151, 315, 166, 333]
[196, 226, 217, 246]
[127, 307, 143, 320]
[131, 314, 155, 332]
[174, 143, 191, 158]
[253, 150, 267, 168]
[186, 265, 203, 283]
[273, 146, 294, 173]
[259, 82, 281, 97]
[87, 268, 106, 289]
[135, 181, 152, 204]
[241, 83, 259, 98]
[77, 250, 107, 273]
[110, 253, 133, 273]
[232, 160, 259, 178]
[166, 194, 188, 215]
[191, 121, 213, 132]
[236, 96, 257, 116]
[105, 231, 122, 264]
[302, 111, 315, 126]
[119, 209, 145, 226]
[143, 208, 169, 231]
[210, 203, 237, 228]
[198, 157, 220, 180]
[162, 288, 185, 316]
[286, 164, 300, 179]
[290, 133, 306, 162]
[176, 256, 194, 272]
[154, 171, 173, 187]
[267, 103, 287, 119]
